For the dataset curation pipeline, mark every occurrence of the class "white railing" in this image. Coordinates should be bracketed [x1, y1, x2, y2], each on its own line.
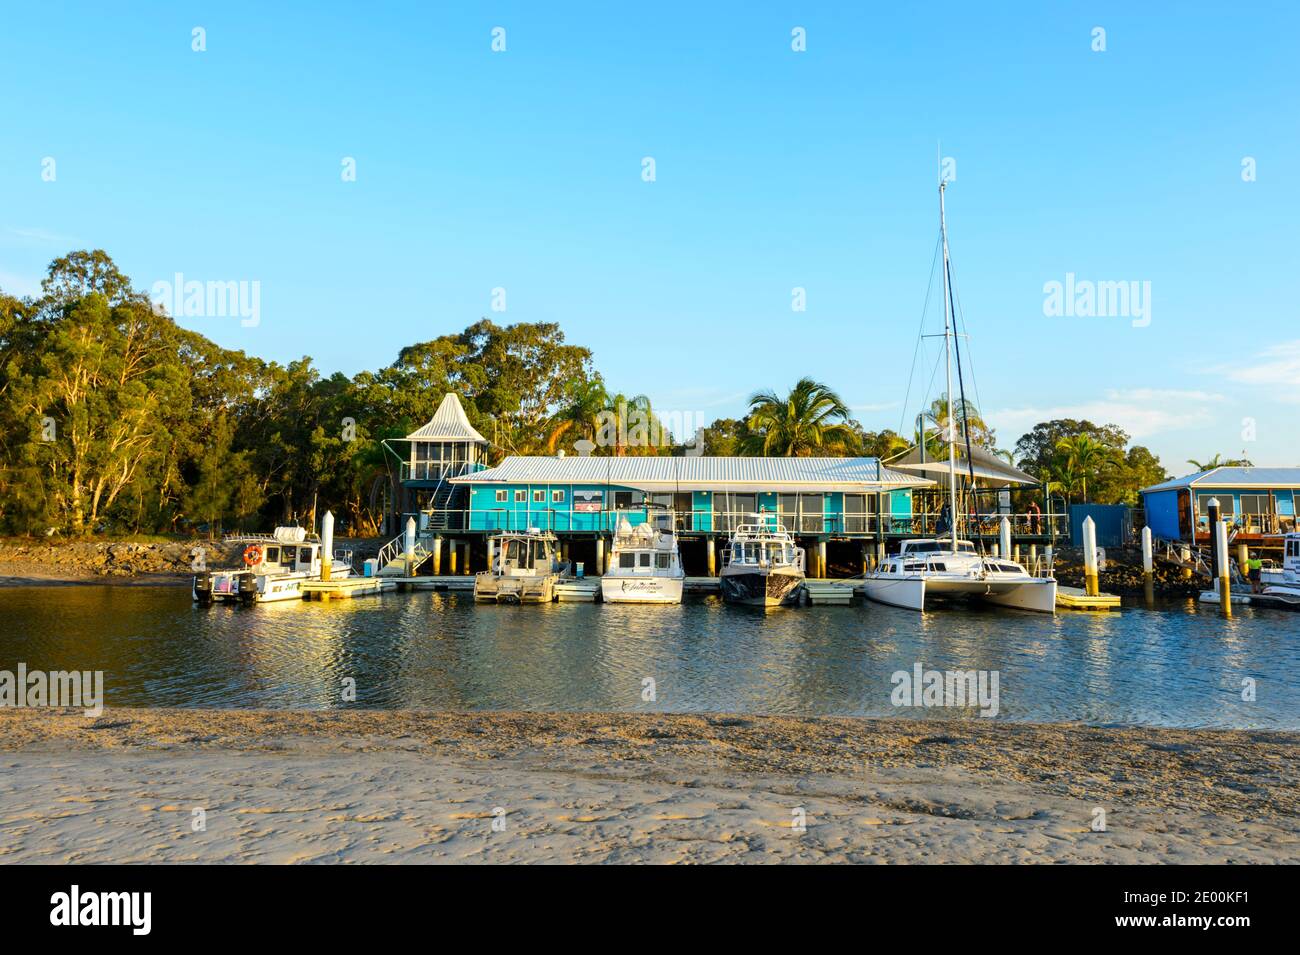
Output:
[405, 507, 1070, 539]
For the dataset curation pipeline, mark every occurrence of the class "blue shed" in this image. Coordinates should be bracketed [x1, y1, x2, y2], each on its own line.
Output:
[1069, 504, 1132, 547]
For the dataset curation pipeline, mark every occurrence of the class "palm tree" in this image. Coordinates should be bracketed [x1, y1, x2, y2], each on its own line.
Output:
[546, 378, 610, 452]
[741, 378, 859, 456]
[1187, 453, 1254, 471]
[604, 391, 656, 455]
[1054, 434, 1115, 503]
[862, 429, 911, 460]
[919, 394, 992, 456]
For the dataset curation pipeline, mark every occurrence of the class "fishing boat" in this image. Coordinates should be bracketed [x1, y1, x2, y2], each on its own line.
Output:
[861, 178, 1056, 614]
[600, 517, 685, 604]
[720, 515, 805, 607]
[193, 526, 353, 605]
[474, 528, 570, 603]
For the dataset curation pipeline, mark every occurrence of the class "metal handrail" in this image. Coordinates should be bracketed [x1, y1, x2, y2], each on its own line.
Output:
[402, 460, 487, 482]
[404, 507, 1071, 538]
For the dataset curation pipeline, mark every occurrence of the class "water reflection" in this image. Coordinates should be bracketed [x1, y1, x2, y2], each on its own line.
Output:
[0, 584, 1296, 728]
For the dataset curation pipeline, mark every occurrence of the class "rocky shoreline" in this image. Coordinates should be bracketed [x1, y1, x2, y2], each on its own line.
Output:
[1, 537, 1208, 596]
[0, 536, 383, 584]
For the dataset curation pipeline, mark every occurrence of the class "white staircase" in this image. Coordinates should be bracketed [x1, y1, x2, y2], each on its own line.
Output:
[376, 532, 430, 577]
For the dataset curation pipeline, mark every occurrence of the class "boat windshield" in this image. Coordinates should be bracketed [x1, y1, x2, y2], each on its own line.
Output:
[906, 540, 974, 554]
[766, 543, 793, 565]
[502, 538, 551, 569]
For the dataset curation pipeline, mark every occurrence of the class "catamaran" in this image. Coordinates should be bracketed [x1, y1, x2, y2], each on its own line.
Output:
[474, 528, 570, 603]
[193, 526, 353, 605]
[861, 179, 1056, 614]
[601, 517, 685, 604]
[720, 515, 805, 607]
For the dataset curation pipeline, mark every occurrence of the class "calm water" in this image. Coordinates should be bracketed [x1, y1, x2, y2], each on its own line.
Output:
[0, 583, 1297, 728]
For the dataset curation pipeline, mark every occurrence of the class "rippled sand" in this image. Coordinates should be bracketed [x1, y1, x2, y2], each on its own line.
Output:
[0, 709, 1294, 863]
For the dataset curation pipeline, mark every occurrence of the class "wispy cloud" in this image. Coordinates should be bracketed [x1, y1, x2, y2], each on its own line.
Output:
[5, 226, 79, 245]
[1216, 340, 1300, 403]
[988, 388, 1222, 439]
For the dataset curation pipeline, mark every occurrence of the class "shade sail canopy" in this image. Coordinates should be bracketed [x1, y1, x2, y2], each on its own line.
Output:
[887, 443, 1039, 486]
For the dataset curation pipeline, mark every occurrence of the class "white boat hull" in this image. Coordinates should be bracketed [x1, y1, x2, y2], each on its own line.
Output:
[863, 573, 1056, 613]
[600, 575, 684, 604]
[980, 578, 1057, 613]
[860, 575, 927, 611]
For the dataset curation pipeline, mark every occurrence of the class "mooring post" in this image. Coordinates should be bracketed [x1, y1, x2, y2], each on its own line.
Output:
[403, 517, 417, 578]
[595, 536, 604, 576]
[999, 517, 1011, 563]
[431, 535, 442, 576]
[706, 537, 716, 577]
[1082, 516, 1099, 596]
[1214, 509, 1232, 618]
[486, 536, 494, 574]
[1141, 525, 1154, 605]
[321, 510, 334, 582]
[817, 540, 827, 580]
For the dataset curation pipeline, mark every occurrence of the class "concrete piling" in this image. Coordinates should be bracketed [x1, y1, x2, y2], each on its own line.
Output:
[1082, 516, 1099, 597]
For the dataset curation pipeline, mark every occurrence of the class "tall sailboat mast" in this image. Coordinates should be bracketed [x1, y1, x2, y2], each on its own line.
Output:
[939, 179, 959, 555]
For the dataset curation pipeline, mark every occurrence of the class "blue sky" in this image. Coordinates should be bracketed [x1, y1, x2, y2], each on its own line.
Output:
[2, 1, 1297, 470]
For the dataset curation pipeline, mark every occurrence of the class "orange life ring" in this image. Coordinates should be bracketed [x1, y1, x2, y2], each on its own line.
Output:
[242, 544, 263, 566]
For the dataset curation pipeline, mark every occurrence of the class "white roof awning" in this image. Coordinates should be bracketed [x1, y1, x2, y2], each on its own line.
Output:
[402, 393, 487, 444]
[887, 443, 1039, 486]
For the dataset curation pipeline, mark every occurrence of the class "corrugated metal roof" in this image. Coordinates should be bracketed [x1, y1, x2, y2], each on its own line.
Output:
[1141, 466, 1300, 493]
[451, 455, 933, 491]
[403, 393, 488, 443]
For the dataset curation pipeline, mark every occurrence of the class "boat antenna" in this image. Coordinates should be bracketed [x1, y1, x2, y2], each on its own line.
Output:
[939, 178, 960, 555]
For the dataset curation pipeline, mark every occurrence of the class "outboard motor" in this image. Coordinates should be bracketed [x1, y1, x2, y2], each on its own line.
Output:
[193, 571, 213, 605]
[237, 572, 258, 604]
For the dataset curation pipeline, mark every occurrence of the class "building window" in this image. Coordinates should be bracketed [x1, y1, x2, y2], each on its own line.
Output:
[800, 493, 824, 532]
[533, 490, 545, 503]
[495, 490, 507, 503]
[613, 491, 634, 509]
[1196, 494, 1234, 516]
[552, 490, 565, 503]
[514, 489, 526, 503]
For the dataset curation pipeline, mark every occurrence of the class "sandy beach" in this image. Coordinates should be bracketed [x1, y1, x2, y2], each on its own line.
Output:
[0, 709, 1294, 863]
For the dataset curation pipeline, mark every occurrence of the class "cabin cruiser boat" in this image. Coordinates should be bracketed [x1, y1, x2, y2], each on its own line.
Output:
[601, 517, 685, 604]
[720, 516, 805, 607]
[862, 538, 1057, 613]
[193, 526, 353, 605]
[474, 529, 570, 603]
[1252, 533, 1300, 609]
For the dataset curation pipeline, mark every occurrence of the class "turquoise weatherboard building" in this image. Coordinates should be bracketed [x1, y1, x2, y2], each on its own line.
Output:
[383, 394, 1062, 578]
